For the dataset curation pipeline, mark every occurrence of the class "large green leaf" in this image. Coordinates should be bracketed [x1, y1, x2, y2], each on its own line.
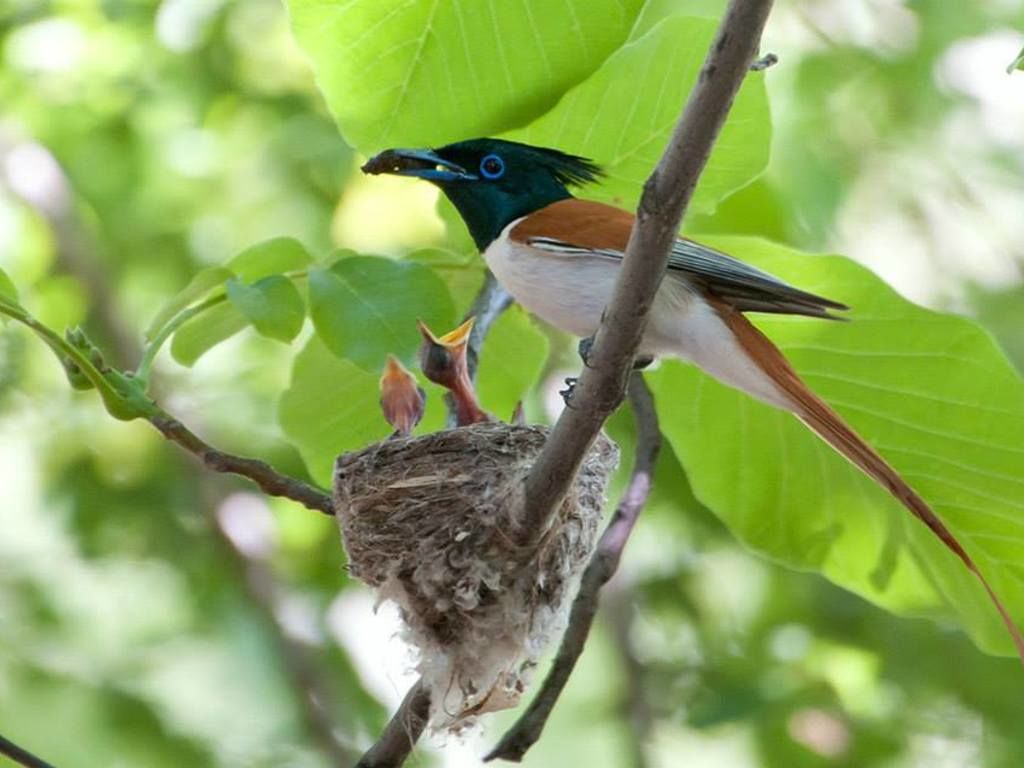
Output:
[646, 236, 1024, 656]
[285, 0, 644, 150]
[510, 15, 770, 216]
[278, 337, 447, 485]
[308, 256, 455, 370]
[403, 248, 485, 316]
[476, 305, 549, 420]
[628, 0, 725, 39]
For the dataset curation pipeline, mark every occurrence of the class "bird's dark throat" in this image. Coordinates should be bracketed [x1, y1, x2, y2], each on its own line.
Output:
[440, 180, 572, 251]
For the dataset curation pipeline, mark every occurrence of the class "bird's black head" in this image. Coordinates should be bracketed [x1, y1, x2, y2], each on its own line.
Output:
[362, 138, 603, 250]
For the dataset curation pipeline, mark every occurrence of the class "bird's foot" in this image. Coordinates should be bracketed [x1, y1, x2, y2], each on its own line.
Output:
[579, 335, 654, 371]
[559, 376, 578, 404]
[577, 335, 597, 368]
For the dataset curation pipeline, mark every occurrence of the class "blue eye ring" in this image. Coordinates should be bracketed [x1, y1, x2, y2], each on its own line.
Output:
[479, 154, 505, 180]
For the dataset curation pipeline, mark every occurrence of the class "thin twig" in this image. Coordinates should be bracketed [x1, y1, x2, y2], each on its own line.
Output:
[485, 375, 661, 762]
[148, 412, 335, 516]
[464, 270, 513, 381]
[203, 487, 357, 765]
[518, 0, 775, 545]
[750, 52, 778, 70]
[0, 733, 57, 768]
[604, 584, 654, 768]
[354, 679, 432, 768]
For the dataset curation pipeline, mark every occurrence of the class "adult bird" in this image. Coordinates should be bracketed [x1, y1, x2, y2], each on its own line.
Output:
[363, 137, 1024, 659]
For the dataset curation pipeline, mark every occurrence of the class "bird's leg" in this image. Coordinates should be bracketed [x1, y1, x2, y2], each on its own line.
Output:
[562, 331, 599, 405]
[569, 333, 654, 405]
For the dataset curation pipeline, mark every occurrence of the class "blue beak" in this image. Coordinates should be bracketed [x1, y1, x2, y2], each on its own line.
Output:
[361, 148, 478, 182]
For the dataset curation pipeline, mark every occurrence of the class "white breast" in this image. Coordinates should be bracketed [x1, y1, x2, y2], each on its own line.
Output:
[483, 222, 790, 409]
[483, 222, 619, 339]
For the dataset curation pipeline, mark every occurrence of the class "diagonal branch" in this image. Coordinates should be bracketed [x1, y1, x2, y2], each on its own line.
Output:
[202, 487, 357, 765]
[518, 0, 776, 544]
[0, 732, 57, 768]
[354, 679, 432, 768]
[148, 412, 335, 516]
[485, 375, 660, 763]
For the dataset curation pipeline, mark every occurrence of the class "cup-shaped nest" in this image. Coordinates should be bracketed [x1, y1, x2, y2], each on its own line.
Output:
[333, 421, 618, 729]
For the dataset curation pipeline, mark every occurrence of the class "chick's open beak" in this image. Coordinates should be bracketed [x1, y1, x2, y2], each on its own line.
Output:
[417, 318, 489, 427]
[417, 316, 475, 348]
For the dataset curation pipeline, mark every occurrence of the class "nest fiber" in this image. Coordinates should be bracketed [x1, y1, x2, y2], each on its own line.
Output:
[333, 422, 618, 728]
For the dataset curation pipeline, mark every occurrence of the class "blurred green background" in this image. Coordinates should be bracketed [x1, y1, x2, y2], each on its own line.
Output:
[1, 1, 1023, 766]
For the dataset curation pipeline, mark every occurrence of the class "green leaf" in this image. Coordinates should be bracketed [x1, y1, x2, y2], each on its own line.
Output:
[628, 0, 725, 39]
[285, 0, 644, 150]
[477, 305, 549, 420]
[226, 275, 306, 343]
[403, 247, 485, 316]
[170, 302, 248, 367]
[146, 267, 234, 340]
[645, 236, 1024, 656]
[1008, 46, 1024, 74]
[308, 256, 455, 370]
[161, 238, 316, 364]
[227, 237, 314, 281]
[511, 15, 770, 216]
[279, 337, 446, 485]
[0, 267, 20, 307]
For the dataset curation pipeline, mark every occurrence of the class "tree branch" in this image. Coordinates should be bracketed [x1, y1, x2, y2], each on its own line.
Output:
[0, 733, 57, 768]
[354, 679, 431, 768]
[518, 0, 775, 543]
[148, 412, 335, 516]
[204, 488, 357, 765]
[486, 375, 661, 762]
[604, 584, 654, 768]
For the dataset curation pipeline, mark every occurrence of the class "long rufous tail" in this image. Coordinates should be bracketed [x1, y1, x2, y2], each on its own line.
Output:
[715, 302, 1024, 663]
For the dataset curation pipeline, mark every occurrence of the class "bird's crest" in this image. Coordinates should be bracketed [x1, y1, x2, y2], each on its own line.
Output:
[434, 137, 604, 188]
[508, 141, 604, 187]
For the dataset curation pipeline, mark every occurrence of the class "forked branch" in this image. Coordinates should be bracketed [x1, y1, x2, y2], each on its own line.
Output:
[486, 375, 661, 762]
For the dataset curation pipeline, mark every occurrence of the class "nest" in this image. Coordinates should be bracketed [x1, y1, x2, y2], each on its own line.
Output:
[333, 422, 618, 729]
